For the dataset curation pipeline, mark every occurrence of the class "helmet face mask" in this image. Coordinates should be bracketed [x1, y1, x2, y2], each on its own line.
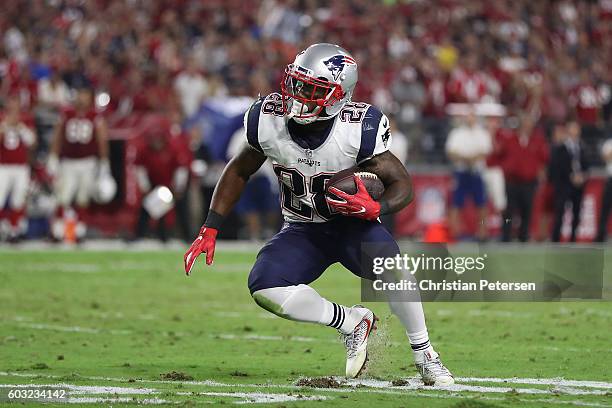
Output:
[280, 43, 358, 124]
[281, 66, 344, 123]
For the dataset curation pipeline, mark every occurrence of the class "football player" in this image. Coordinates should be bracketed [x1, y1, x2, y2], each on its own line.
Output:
[0, 98, 36, 241]
[184, 44, 453, 385]
[47, 87, 109, 241]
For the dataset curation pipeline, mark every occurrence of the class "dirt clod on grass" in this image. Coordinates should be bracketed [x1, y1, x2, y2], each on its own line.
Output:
[451, 400, 501, 408]
[160, 371, 194, 381]
[295, 376, 343, 388]
[391, 379, 409, 386]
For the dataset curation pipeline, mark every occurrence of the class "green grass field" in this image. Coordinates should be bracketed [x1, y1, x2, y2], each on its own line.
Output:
[0, 247, 611, 407]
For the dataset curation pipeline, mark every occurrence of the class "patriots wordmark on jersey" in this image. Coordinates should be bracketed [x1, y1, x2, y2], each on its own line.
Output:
[244, 93, 392, 223]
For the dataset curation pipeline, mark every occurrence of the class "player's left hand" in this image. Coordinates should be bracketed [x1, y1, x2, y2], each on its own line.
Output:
[184, 227, 218, 275]
[326, 175, 381, 221]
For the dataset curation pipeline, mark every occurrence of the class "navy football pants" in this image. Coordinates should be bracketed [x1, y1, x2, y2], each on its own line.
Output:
[247, 218, 400, 293]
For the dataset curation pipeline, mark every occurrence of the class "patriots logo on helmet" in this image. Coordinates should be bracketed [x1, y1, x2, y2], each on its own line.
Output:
[324, 55, 356, 82]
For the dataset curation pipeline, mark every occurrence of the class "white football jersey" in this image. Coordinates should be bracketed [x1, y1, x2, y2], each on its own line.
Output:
[244, 93, 392, 223]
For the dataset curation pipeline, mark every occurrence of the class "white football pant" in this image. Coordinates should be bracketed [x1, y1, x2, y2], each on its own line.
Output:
[0, 164, 30, 209]
[55, 157, 97, 208]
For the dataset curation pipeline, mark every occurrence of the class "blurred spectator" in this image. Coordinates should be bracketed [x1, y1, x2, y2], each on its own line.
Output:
[110, 70, 149, 125]
[537, 123, 568, 241]
[482, 117, 507, 217]
[174, 58, 209, 119]
[0, 97, 36, 241]
[37, 69, 70, 110]
[0, 0, 608, 166]
[448, 53, 488, 103]
[498, 114, 549, 242]
[391, 67, 425, 128]
[570, 69, 604, 127]
[445, 110, 492, 240]
[146, 70, 177, 114]
[596, 138, 612, 242]
[134, 126, 188, 242]
[47, 87, 109, 242]
[168, 110, 195, 242]
[420, 59, 450, 163]
[36, 68, 70, 148]
[190, 93, 253, 228]
[550, 119, 590, 242]
[389, 117, 409, 166]
[0, 0, 609, 241]
[483, 116, 507, 215]
[6, 65, 37, 110]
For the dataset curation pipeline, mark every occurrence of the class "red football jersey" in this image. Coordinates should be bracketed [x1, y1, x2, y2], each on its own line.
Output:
[571, 84, 602, 125]
[59, 108, 100, 159]
[0, 115, 35, 165]
[135, 140, 182, 188]
[447, 69, 487, 103]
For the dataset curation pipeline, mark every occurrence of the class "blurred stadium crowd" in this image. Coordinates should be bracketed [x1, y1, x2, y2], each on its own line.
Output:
[0, 0, 611, 243]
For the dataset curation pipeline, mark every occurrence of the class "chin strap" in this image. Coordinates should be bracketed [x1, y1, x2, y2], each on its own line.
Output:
[289, 100, 319, 124]
[288, 96, 348, 125]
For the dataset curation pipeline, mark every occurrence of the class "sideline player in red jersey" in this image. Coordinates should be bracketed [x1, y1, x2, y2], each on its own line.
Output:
[47, 87, 109, 241]
[0, 98, 36, 241]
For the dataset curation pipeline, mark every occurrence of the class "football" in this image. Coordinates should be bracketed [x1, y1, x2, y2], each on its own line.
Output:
[326, 167, 385, 200]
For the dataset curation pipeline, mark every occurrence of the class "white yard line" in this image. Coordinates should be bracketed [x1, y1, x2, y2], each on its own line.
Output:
[181, 391, 328, 404]
[0, 383, 156, 394]
[0, 372, 242, 388]
[457, 376, 612, 389]
[0, 372, 611, 407]
[15, 322, 131, 335]
[0, 382, 167, 405]
[62, 397, 170, 404]
[2, 371, 611, 395]
[342, 377, 608, 396]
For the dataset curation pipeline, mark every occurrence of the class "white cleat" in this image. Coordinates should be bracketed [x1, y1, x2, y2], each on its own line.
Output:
[342, 305, 378, 378]
[414, 348, 454, 386]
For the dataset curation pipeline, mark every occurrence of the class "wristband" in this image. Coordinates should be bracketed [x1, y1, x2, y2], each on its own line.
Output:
[203, 209, 224, 230]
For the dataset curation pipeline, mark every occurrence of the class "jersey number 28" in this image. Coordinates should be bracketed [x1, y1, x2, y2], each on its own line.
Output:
[273, 165, 336, 220]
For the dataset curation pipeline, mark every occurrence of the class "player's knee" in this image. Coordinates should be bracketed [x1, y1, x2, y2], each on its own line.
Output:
[251, 288, 288, 318]
[247, 263, 287, 294]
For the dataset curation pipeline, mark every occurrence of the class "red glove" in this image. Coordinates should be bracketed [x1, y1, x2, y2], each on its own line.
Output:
[326, 175, 381, 221]
[184, 227, 218, 275]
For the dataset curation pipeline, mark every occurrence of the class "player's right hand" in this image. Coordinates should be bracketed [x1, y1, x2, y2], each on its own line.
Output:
[184, 227, 218, 275]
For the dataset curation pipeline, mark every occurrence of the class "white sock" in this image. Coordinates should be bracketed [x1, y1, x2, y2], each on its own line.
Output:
[252, 285, 362, 334]
[406, 329, 431, 353]
[387, 300, 431, 353]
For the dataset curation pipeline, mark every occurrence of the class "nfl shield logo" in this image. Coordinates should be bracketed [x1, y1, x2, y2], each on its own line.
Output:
[305, 149, 313, 158]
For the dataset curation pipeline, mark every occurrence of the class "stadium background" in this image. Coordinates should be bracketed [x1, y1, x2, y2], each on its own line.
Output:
[1, 2, 612, 406]
[0, 0, 611, 243]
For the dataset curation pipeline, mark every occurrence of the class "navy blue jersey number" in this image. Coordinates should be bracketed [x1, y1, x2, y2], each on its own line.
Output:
[262, 95, 284, 117]
[340, 102, 369, 123]
[273, 166, 336, 220]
